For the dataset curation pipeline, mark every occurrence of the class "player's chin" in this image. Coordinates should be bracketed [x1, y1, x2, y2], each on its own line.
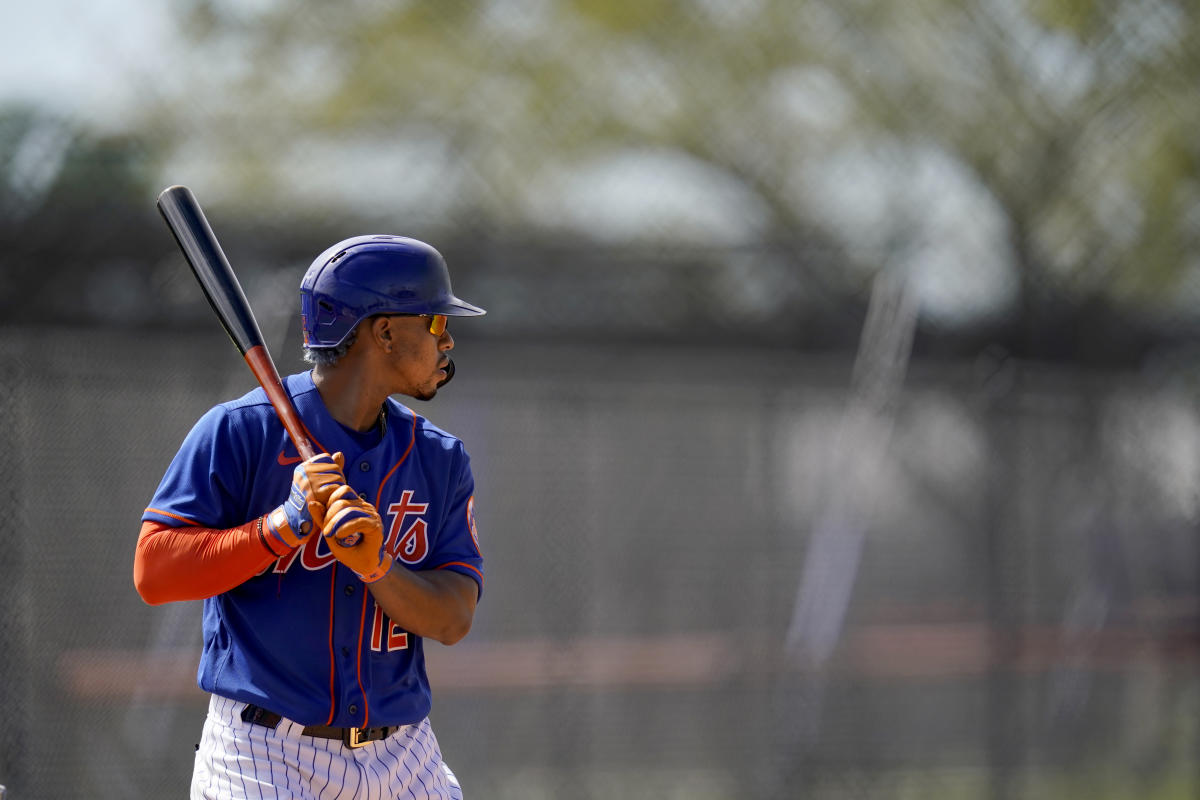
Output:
[410, 376, 443, 402]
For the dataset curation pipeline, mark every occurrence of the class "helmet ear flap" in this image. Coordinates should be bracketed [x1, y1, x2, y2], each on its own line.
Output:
[301, 292, 348, 347]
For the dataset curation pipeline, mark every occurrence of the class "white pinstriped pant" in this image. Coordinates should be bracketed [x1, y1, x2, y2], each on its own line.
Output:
[191, 695, 463, 800]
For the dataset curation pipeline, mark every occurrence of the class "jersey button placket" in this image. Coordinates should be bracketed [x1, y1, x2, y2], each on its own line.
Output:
[333, 552, 366, 723]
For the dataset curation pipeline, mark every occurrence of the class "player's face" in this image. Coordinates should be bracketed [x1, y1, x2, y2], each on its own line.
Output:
[382, 314, 454, 401]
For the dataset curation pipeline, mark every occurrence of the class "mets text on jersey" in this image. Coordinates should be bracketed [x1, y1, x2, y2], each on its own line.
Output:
[263, 488, 442, 576]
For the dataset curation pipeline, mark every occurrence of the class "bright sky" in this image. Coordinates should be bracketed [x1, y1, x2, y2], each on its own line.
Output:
[0, 0, 174, 127]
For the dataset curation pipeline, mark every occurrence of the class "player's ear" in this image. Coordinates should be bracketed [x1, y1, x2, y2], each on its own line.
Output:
[369, 315, 394, 349]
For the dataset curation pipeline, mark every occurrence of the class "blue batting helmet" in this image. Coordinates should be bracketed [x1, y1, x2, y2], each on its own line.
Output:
[300, 235, 485, 349]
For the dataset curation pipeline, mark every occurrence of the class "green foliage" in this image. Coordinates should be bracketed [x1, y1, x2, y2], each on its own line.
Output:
[0, 107, 154, 219]
[1028, 0, 1106, 36]
[568, 0, 679, 33]
[137, 0, 1200, 321]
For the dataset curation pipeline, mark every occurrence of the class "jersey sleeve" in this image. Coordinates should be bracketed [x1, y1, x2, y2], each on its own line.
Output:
[136, 404, 286, 604]
[142, 404, 252, 529]
[429, 444, 485, 598]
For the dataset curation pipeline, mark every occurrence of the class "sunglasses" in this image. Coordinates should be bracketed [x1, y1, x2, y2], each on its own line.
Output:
[388, 313, 447, 335]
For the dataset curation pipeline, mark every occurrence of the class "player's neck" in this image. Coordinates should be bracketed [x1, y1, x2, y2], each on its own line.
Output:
[312, 362, 388, 433]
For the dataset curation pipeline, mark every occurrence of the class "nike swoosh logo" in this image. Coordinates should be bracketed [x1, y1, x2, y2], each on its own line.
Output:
[277, 451, 303, 466]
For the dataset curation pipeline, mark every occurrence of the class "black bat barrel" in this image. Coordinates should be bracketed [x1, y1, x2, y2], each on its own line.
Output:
[157, 185, 265, 356]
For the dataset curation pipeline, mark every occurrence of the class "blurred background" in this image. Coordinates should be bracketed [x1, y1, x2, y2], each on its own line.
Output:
[1, 0, 1198, 798]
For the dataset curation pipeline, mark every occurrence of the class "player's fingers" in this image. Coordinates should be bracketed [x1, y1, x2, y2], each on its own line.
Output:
[327, 483, 362, 505]
[306, 453, 343, 472]
[324, 506, 377, 548]
[304, 465, 347, 508]
[292, 461, 341, 525]
[294, 456, 343, 486]
[324, 504, 374, 530]
[324, 496, 380, 530]
[302, 454, 346, 482]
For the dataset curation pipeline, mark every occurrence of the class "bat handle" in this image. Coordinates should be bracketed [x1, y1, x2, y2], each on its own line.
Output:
[244, 346, 316, 460]
[245, 346, 363, 546]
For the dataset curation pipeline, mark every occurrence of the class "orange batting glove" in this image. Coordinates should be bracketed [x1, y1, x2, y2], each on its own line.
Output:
[264, 452, 346, 550]
[322, 484, 394, 583]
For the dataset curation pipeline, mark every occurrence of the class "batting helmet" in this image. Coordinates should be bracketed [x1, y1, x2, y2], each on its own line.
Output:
[300, 235, 485, 349]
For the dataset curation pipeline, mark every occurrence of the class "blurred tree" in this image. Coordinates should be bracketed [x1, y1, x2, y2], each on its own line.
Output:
[139, 0, 1199, 356]
[809, 0, 1200, 344]
[0, 107, 166, 326]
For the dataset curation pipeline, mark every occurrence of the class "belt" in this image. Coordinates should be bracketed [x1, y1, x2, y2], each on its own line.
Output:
[240, 704, 399, 749]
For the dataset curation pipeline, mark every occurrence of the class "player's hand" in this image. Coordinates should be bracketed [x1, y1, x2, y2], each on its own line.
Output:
[264, 452, 346, 550]
[322, 484, 394, 583]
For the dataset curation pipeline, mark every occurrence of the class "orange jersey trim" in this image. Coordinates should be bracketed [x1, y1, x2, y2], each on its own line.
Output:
[143, 507, 200, 527]
[355, 589, 371, 727]
[325, 568, 338, 726]
[374, 411, 418, 509]
[436, 561, 484, 588]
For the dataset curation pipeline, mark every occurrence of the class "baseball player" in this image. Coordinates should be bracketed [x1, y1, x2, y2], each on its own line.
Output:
[134, 235, 486, 799]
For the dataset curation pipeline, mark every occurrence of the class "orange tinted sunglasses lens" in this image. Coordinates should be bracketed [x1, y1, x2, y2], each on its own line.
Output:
[428, 314, 448, 335]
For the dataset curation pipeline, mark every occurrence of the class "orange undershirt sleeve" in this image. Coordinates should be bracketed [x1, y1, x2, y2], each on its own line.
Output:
[133, 517, 289, 605]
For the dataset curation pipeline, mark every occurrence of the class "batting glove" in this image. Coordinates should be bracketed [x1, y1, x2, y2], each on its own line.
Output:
[264, 452, 346, 550]
[322, 484, 394, 583]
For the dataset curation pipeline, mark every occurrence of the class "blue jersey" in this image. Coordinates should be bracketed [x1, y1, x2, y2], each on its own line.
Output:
[142, 371, 483, 727]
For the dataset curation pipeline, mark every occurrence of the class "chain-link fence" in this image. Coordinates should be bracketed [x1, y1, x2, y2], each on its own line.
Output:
[0, 324, 1195, 799]
[3, 1, 1200, 798]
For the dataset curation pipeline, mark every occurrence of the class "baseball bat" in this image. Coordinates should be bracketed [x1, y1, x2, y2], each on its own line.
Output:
[158, 185, 366, 548]
[157, 185, 317, 463]
[157, 186, 363, 548]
